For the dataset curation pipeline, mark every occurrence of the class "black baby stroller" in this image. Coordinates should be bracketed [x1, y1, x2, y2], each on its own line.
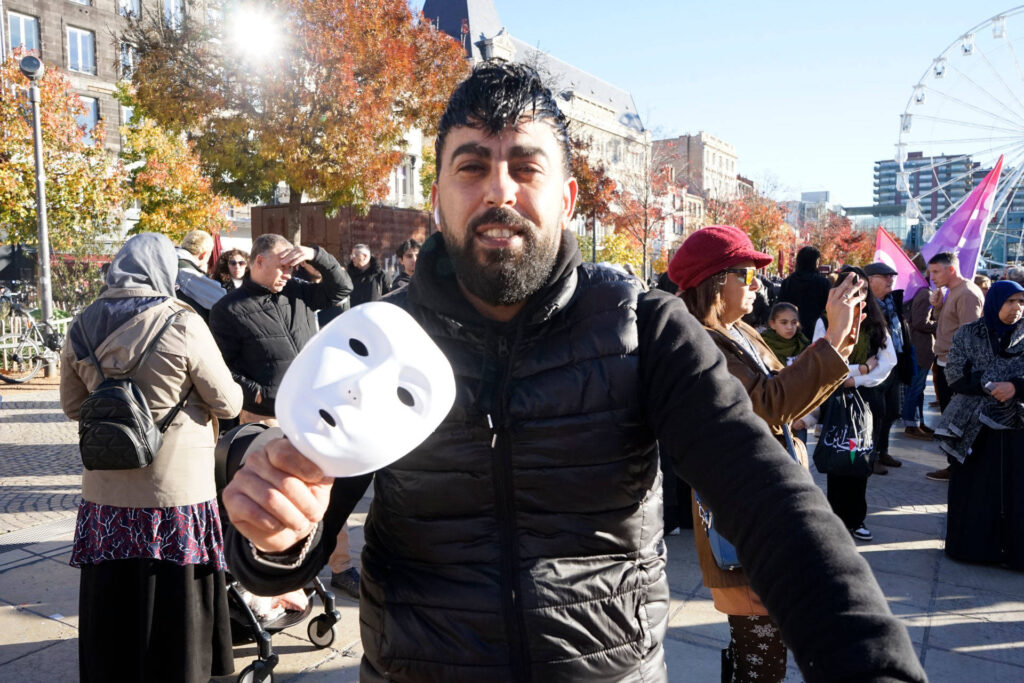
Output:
[216, 423, 343, 683]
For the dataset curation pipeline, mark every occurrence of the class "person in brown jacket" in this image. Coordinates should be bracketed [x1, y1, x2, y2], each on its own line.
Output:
[926, 251, 984, 481]
[901, 281, 937, 439]
[668, 226, 863, 683]
[60, 233, 243, 683]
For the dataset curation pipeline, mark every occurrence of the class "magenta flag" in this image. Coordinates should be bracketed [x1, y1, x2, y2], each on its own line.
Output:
[919, 155, 1003, 280]
[874, 228, 929, 301]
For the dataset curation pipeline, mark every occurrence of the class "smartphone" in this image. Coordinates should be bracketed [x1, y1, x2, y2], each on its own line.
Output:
[984, 381, 996, 394]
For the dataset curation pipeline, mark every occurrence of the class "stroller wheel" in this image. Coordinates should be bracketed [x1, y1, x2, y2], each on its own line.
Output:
[307, 614, 337, 649]
[237, 660, 275, 683]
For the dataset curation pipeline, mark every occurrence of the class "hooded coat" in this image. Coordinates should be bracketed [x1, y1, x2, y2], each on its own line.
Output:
[780, 250, 831, 334]
[227, 232, 925, 683]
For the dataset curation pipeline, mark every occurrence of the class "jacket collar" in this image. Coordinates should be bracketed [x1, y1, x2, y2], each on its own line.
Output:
[407, 230, 583, 328]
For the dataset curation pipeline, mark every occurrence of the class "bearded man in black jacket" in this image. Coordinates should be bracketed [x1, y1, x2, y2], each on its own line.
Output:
[346, 243, 393, 307]
[221, 63, 925, 683]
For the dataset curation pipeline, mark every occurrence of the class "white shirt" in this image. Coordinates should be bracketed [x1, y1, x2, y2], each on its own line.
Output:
[812, 319, 895, 388]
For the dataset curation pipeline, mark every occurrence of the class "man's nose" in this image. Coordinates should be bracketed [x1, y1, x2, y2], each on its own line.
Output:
[484, 165, 517, 207]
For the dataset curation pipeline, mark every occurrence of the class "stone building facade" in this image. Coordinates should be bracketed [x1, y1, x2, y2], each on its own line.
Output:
[654, 132, 739, 201]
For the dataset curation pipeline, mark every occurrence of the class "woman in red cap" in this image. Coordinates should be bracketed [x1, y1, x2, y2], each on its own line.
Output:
[668, 225, 866, 683]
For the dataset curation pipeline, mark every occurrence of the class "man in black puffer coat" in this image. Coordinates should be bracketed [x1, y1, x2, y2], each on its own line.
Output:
[346, 244, 393, 307]
[209, 235, 352, 418]
[222, 63, 925, 683]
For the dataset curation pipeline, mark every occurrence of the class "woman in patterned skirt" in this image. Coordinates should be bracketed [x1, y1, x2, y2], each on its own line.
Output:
[60, 233, 242, 682]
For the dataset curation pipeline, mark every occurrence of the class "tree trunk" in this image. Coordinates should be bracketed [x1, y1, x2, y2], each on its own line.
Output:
[286, 186, 302, 245]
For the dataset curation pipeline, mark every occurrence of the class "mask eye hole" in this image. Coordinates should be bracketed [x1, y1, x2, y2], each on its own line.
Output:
[319, 409, 337, 427]
[349, 338, 369, 357]
[397, 387, 415, 407]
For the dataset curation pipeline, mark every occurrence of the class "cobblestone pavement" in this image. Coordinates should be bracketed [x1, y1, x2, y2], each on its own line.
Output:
[0, 378, 81, 535]
[1, 381, 1022, 681]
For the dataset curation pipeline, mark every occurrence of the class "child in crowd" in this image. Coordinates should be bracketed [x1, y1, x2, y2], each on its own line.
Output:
[762, 302, 815, 443]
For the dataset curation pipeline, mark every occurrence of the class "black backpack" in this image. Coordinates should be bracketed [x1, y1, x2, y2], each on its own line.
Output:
[78, 309, 192, 471]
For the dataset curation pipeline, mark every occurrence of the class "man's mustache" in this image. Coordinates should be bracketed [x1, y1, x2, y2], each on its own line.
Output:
[467, 207, 534, 233]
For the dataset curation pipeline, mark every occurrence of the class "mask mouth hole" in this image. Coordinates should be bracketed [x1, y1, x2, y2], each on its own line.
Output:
[397, 387, 415, 407]
[319, 409, 337, 427]
[349, 338, 369, 357]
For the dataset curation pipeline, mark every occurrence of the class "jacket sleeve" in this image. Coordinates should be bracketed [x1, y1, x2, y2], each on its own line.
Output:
[725, 337, 847, 427]
[208, 301, 264, 409]
[956, 288, 984, 327]
[638, 290, 925, 683]
[909, 290, 937, 335]
[58, 332, 89, 421]
[185, 315, 243, 419]
[301, 247, 353, 311]
[943, 324, 977, 391]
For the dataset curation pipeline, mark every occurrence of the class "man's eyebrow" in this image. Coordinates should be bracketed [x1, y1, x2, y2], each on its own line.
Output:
[508, 145, 549, 162]
[447, 143, 550, 163]
[449, 142, 491, 162]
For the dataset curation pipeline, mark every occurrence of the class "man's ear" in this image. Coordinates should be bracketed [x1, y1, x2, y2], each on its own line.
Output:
[430, 184, 441, 231]
[561, 177, 579, 230]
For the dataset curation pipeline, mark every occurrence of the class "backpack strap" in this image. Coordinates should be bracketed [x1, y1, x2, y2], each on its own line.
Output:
[129, 309, 184, 379]
[158, 383, 193, 433]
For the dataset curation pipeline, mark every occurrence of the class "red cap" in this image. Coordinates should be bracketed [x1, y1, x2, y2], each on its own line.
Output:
[668, 225, 773, 290]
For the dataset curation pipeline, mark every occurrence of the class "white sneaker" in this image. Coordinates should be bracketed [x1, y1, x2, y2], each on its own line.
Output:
[851, 525, 873, 542]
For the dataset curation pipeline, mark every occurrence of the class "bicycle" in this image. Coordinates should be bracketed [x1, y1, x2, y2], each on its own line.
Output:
[0, 288, 64, 384]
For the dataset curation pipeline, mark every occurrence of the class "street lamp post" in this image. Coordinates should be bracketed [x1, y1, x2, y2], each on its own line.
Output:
[19, 55, 55, 374]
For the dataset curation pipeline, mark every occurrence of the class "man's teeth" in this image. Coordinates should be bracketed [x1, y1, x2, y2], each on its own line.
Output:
[482, 228, 514, 238]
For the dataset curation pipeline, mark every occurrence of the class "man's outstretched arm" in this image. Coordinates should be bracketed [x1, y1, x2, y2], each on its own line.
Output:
[222, 435, 372, 595]
[638, 290, 925, 683]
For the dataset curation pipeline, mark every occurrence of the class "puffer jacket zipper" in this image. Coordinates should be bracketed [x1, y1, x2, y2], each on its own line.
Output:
[489, 329, 531, 681]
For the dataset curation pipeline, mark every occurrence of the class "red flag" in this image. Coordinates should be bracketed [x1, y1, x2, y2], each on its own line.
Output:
[874, 228, 928, 301]
[209, 232, 223, 276]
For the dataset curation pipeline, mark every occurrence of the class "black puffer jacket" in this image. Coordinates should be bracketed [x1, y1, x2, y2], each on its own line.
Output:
[347, 256, 393, 306]
[228, 233, 925, 683]
[208, 246, 351, 416]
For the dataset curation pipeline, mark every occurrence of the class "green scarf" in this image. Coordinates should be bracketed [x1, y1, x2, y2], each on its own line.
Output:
[760, 328, 811, 364]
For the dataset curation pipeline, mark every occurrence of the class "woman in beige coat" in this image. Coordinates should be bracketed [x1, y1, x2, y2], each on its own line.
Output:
[668, 226, 863, 683]
[60, 233, 242, 683]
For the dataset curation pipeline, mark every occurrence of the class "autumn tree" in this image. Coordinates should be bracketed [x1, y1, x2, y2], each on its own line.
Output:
[700, 193, 795, 275]
[570, 133, 616, 261]
[611, 143, 673, 279]
[123, 0, 468, 243]
[577, 231, 645, 272]
[801, 213, 874, 267]
[121, 112, 236, 242]
[0, 52, 126, 253]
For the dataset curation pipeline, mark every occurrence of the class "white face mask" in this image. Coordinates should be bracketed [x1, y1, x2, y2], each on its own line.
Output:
[276, 302, 456, 477]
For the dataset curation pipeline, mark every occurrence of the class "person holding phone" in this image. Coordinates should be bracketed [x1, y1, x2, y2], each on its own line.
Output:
[935, 280, 1024, 570]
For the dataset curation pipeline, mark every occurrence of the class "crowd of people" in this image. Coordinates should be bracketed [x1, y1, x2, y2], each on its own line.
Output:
[52, 61, 1022, 683]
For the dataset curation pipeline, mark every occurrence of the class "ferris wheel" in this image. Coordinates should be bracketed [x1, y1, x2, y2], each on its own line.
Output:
[897, 6, 1024, 264]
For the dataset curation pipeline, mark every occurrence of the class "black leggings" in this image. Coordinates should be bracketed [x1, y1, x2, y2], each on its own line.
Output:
[827, 473, 868, 529]
[725, 614, 787, 682]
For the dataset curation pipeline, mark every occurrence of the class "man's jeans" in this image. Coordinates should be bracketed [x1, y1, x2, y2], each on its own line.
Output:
[901, 360, 929, 427]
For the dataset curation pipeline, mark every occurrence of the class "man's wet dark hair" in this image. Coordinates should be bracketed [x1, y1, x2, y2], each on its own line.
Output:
[435, 61, 571, 176]
[396, 239, 421, 259]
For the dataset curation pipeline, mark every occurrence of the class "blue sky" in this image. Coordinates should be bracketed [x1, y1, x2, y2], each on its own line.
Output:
[487, 1, 1024, 207]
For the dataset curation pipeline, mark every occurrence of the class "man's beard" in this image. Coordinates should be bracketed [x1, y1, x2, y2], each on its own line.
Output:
[442, 206, 560, 306]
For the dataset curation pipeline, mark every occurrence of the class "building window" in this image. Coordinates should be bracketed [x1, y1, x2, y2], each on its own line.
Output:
[8, 12, 40, 55]
[119, 0, 142, 17]
[68, 0, 90, 5]
[121, 105, 135, 126]
[67, 27, 96, 74]
[76, 96, 99, 144]
[164, 0, 185, 29]
[120, 42, 137, 80]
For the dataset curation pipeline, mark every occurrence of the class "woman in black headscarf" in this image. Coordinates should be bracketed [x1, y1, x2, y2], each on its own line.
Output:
[937, 279, 1024, 570]
[60, 233, 243, 682]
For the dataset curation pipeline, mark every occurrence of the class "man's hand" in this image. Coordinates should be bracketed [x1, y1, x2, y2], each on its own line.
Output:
[822, 275, 867, 360]
[222, 437, 334, 553]
[278, 246, 316, 270]
[929, 288, 943, 309]
[988, 381, 1016, 402]
[843, 376, 857, 388]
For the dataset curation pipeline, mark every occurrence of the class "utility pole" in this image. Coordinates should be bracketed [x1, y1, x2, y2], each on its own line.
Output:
[20, 56, 55, 374]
